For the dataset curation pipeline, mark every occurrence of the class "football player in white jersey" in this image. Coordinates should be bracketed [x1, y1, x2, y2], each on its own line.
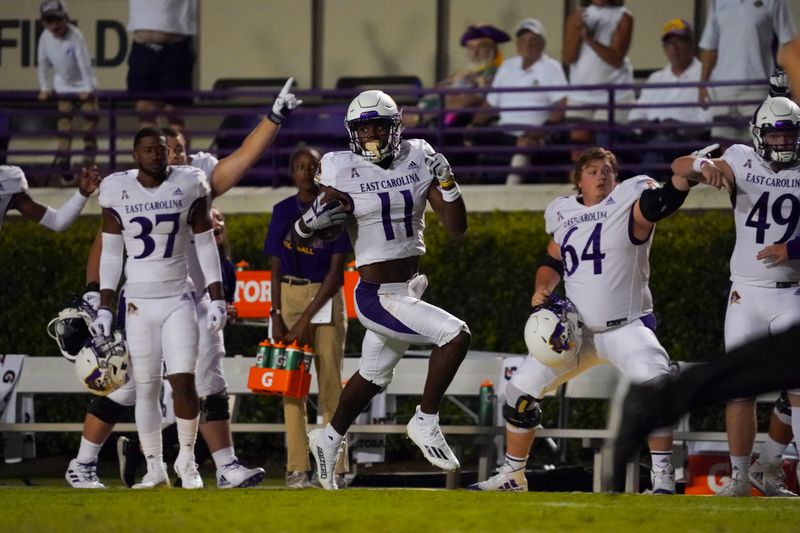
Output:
[92, 127, 228, 489]
[672, 96, 800, 497]
[470, 147, 698, 494]
[0, 164, 99, 231]
[62, 79, 300, 489]
[301, 90, 471, 489]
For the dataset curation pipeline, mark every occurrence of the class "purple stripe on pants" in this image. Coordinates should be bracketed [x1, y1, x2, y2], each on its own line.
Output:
[355, 280, 419, 335]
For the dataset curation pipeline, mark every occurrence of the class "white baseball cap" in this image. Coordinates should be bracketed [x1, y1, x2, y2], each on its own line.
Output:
[515, 18, 546, 39]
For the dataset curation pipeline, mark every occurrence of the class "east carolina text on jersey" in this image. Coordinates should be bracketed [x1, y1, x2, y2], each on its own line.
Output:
[545, 176, 656, 332]
[317, 139, 436, 267]
[98, 165, 210, 298]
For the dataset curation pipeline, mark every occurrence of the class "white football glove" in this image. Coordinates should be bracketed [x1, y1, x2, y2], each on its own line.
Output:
[769, 68, 790, 98]
[690, 143, 720, 159]
[268, 77, 302, 125]
[82, 291, 101, 312]
[90, 308, 113, 338]
[207, 299, 228, 334]
[425, 152, 456, 189]
[299, 192, 347, 233]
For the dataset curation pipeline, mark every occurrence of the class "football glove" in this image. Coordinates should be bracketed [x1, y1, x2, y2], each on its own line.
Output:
[769, 68, 790, 98]
[82, 291, 101, 312]
[690, 143, 720, 159]
[425, 152, 456, 189]
[296, 192, 348, 238]
[90, 308, 113, 338]
[268, 77, 302, 125]
[207, 299, 228, 334]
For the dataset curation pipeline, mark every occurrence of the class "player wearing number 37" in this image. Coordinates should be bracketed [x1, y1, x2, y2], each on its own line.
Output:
[93, 127, 226, 489]
[470, 145, 701, 494]
[297, 90, 471, 489]
[671, 96, 800, 497]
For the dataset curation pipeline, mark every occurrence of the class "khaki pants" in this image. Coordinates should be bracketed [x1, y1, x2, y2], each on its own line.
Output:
[281, 282, 349, 473]
[56, 96, 98, 163]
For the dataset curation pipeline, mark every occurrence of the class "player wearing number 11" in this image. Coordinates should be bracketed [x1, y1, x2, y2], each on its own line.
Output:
[672, 95, 800, 497]
[299, 90, 471, 489]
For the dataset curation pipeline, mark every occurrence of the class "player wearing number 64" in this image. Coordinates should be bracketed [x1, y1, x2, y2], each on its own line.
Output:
[295, 89, 472, 490]
[670, 95, 800, 497]
[470, 145, 699, 494]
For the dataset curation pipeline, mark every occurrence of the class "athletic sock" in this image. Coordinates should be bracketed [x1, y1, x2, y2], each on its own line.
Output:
[176, 415, 200, 461]
[650, 450, 673, 471]
[761, 435, 788, 466]
[76, 436, 103, 464]
[212, 446, 237, 469]
[504, 453, 528, 471]
[415, 405, 438, 426]
[730, 455, 751, 475]
[139, 429, 163, 458]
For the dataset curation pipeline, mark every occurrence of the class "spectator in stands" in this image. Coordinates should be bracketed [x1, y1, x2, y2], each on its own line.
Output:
[36, 0, 98, 185]
[628, 19, 711, 168]
[563, 0, 634, 158]
[407, 23, 510, 129]
[264, 145, 351, 489]
[478, 18, 568, 184]
[126, 0, 197, 129]
[698, 0, 798, 141]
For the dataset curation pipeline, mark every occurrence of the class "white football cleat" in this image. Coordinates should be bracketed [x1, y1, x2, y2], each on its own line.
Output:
[65, 459, 106, 489]
[308, 428, 343, 490]
[217, 460, 265, 489]
[749, 461, 797, 497]
[286, 470, 312, 489]
[467, 463, 527, 492]
[132, 461, 170, 489]
[174, 456, 203, 489]
[716, 468, 751, 497]
[406, 406, 460, 471]
[649, 465, 676, 495]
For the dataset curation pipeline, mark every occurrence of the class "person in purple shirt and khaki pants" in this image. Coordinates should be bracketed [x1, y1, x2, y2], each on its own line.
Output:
[264, 146, 352, 488]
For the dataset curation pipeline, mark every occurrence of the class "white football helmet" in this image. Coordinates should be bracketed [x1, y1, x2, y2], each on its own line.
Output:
[74, 331, 129, 396]
[751, 96, 800, 164]
[524, 296, 583, 367]
[47, 298, 96, 362]
[345, 90, 403, 163]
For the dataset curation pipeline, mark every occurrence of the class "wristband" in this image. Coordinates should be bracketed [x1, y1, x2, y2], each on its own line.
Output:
[294, 219, 313, 238]
[85, 281, 100, 293]
[787, 237, 800, 260]
[692, 158, 711, 173]
[439, 183, 462, 202]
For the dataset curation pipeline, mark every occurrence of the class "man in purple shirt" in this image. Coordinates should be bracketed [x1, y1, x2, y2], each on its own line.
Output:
[264, 146, 352, 488]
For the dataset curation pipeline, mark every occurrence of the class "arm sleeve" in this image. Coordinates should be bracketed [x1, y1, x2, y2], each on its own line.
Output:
[194, 228, 223, 288]
[38, 190, 88, 231]
[99, 232, 124, 291]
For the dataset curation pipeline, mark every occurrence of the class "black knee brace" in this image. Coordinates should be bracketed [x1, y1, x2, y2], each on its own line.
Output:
[502, 395, 542, 429]
[87, 396, 129, 425]
[775, 391, 791, 418]
[201, 391, 230, 422]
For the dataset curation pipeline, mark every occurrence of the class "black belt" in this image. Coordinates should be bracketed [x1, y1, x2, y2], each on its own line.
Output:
[776, 282, 799, 288]
[282, 276, 311, 286]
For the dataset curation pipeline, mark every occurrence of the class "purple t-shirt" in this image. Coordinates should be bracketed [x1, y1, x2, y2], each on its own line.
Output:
[264, 195, 352, 282]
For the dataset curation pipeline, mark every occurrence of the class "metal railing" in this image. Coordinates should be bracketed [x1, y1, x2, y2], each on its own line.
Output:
[0, 78, 768, 186]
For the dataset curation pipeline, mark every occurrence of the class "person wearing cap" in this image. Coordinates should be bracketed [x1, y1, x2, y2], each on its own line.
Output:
[479, 18, 568, 183]
[126, 0, 198, 130]
[406, 23, 509, 130]
[698, 0, 798, 142]
[563, 0, 634, 158]
[628, 19, 711, 167]
[36, 0, 98, 185]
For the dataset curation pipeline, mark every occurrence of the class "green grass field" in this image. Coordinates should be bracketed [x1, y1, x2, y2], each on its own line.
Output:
[2, 484, 799, 533]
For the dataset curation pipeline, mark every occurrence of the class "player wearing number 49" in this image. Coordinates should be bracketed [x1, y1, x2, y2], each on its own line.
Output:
[470, 146, 700, 494]
[672, 95, 800, 497]
[298, 90, 471, 490]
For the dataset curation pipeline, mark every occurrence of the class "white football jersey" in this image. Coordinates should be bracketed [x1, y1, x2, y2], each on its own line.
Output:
[723, 144, 800, 287]
[186, 152, 219, 291]
[0, 165, 28, 230]
[545, 176, 656, 332]
[98, 165, 211, 298]
[317, 139, 436, 267]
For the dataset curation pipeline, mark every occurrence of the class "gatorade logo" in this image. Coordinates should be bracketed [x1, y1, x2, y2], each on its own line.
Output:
[235, 279, 271, 304]
[261, 372, 274, 388]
